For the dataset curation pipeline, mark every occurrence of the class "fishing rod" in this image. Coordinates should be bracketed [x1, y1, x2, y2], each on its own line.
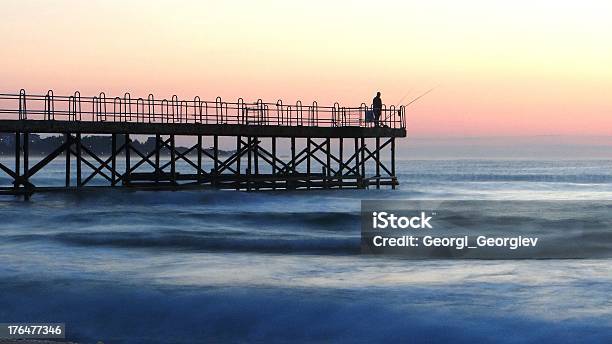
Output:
[379, 86, 437, 124]
[403, 86, 436, 108]
[394, 88, 414, 107]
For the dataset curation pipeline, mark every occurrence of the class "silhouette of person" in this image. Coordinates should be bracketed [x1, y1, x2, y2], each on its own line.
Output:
[373, 92, 382, 127]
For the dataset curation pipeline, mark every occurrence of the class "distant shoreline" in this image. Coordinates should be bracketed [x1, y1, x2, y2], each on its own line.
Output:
[0, 133, 235, 157]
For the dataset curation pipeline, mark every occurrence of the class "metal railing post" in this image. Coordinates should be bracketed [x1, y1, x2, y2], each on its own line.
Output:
[124, 93, 132, 122]
[148, 94, 155, 123]
[45, 90, 54, 120]
[18, 89, 27, 120]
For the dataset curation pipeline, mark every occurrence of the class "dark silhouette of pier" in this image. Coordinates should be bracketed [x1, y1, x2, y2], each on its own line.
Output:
[0, 90, 406, 199]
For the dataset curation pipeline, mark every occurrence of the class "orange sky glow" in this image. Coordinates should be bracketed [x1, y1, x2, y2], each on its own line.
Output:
[1, 0, 611, 137]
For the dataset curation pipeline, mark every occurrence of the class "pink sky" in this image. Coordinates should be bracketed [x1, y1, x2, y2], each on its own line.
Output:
[1, 0, 611, 137]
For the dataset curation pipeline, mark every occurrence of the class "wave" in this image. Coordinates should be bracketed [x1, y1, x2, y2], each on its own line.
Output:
[7, 206, 612, 257]
[36, 209, 361, 233]
[182, 211, 360, 230]
[434, 213, 612, 230]
[9, 230, 359, 255]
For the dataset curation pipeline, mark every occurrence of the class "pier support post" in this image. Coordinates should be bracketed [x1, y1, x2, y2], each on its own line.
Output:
[290, 137, 296, 189]
[76, 133, 82, 187]
[213, 135, 218, 187]
[23, 132, 29, 199]
[376, 136, 380, 189]
[354, 138, 360, 188]
[155, 134, 160, 184]
[197, 135, 202, 184]
[360, 137, 365, 188]
[339, 138, 343, 189]
[326, 138, 331, 189]
[306, 138, 311, 190]
[170, 134, 175, 184]
[271, 137, 276, 190]
[236, 135, 241, 190]
[65, 133, 70, 187]
[111, 134, 117, 186]
[247, 136, 252, 191]
[14, 131, 20, 190]
[125, 133, 131, 185]
[291, 137, 296, 174]
[254, 136, 259, 190]
[391, 137, 396, 189]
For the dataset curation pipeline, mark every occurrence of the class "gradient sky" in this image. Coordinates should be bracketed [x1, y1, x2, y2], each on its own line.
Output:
[1, 0, 611, 137]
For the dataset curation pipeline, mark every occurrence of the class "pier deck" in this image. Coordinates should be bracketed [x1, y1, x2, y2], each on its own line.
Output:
[0, 119, 405, 138]
[0, 90, 406, 198]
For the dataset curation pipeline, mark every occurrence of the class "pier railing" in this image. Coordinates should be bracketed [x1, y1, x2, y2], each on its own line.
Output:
[0, 90, 406, 129]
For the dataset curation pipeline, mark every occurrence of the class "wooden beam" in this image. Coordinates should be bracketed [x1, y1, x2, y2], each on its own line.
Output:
[0, 162, 17, 179]
[70, 148, 113, 183]
[25, 138, 71, 178]
[79, 142, 125, 186]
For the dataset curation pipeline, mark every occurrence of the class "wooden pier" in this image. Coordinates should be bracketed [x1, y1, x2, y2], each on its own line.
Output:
[0, 90, 406, 199]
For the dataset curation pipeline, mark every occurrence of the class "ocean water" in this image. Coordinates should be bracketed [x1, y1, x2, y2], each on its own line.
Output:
[1, 159, 612, 343]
